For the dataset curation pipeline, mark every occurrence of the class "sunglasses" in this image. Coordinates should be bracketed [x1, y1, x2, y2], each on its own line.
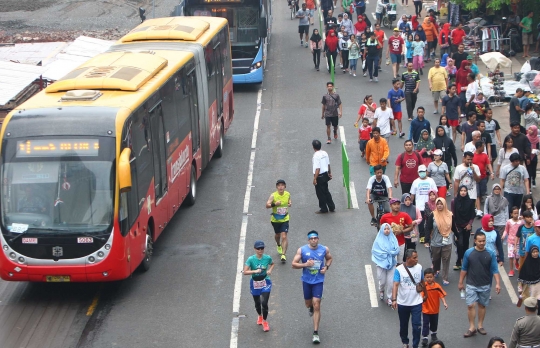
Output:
[255, 247, 264, 250]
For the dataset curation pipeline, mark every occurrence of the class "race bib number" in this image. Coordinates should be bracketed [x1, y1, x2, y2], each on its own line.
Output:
[253, 279, 267, 289]
[276, 207, 288, 215]
[309, 260, 322, 274]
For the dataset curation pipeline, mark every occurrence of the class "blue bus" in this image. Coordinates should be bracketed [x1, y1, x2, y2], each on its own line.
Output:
[182, 0, 272, 84]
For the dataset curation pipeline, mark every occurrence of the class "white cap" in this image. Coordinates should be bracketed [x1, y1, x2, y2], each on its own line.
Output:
[418, 164, 427, 172]
[433, 149, 443, 156]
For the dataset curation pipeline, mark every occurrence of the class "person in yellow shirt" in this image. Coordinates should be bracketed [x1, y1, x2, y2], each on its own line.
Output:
[266, 179, 292, 262]
[365, 127, 390, 175]
[428, 58, 448, 115]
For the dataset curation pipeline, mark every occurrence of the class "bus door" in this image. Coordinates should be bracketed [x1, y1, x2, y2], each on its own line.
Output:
[149, 104, 169, 226]
[187, 68, 200, 155]
[212, 41, 224, 149]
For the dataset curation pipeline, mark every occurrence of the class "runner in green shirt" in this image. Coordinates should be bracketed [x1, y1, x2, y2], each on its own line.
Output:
[266, 179, 292, 262]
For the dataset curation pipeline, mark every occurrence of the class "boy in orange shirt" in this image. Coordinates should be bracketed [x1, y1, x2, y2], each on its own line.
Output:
[421, 268, 448, 347]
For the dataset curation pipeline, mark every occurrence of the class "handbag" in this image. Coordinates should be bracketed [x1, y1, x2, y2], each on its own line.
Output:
[403, 265, 425, 294]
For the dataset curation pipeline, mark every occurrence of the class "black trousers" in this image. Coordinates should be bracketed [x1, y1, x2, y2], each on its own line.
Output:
[400, 181, 413, 195]
[253, 292, 270, 320]
[313, 49, 321, 68]
[526, 155, 537, 185]
[405, 92, 418, 120]
[341, 50, 349, 69]
[414, 1, 422, 16]
[315, 172, 335, 212]
[455, 226, 471, 267]
[327, 51, 338, 72]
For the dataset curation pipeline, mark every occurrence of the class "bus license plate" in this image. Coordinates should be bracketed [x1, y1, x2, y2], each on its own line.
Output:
[46, 276, 70, 282]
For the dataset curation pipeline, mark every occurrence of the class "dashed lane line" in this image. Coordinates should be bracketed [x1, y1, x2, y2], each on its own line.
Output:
[365, 264, 379, 307]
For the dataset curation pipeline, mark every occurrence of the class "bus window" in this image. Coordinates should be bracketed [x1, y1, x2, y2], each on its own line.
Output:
[237, 7, 259, 44]
[149, 105, 168, 199]
[131, 107, 154, 208]
[161, 79, 180, 156]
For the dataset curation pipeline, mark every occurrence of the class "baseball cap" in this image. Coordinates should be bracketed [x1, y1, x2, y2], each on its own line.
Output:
[393, 28, 399, 31]
[389, 198, 401, 204]
[276, 179, 286, 186]
[418, 164, 427, 172]
[254, 240, 265, 249]
[524, 297, 538, 308]
[433, 149, 443, 156]
[534, 220, 540, 227]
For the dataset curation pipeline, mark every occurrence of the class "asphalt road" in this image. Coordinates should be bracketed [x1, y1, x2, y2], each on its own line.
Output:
[0, 1, 530, 348]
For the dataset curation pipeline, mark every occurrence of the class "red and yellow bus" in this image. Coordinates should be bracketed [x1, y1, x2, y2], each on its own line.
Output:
[0, 17, 233, 282]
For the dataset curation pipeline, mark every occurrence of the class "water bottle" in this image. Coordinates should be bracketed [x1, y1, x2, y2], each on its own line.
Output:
[460, 289, 466, 299]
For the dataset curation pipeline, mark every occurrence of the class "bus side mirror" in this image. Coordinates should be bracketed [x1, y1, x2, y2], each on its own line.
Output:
[119, 148, 132, 193]
[259, 18, 267, 38]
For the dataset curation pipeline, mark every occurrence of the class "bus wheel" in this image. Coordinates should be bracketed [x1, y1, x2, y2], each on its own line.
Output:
[214, 125, 224, 158]
[185, 165, 197, 206]
[139, 225, 153, 272]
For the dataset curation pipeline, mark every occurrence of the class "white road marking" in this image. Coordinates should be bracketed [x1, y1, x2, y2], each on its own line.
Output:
[230, 87, 263, 348]
[365, 264, 379, 307]
[350, 181, 359, 209]
[499, 265, 519, 305]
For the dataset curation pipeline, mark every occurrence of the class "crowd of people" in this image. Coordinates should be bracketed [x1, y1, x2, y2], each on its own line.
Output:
[240, 1, 540, 347]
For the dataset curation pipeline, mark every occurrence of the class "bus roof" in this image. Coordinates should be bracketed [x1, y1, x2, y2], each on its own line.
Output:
[120, 16, 228, 46]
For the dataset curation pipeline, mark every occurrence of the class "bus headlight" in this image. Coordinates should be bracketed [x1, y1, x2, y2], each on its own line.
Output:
[250, 61, 262, 71]
[9, 252, 16, 260]
[88, 256, 95, 263]
[18, 256, 25, 264]
[97, 251, 105, 258]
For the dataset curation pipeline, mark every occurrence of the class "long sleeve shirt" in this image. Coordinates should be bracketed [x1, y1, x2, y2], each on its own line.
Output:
[365, 138, 390, 167]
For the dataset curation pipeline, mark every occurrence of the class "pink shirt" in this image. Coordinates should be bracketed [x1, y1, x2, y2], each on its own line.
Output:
[503, 219, 522, 244]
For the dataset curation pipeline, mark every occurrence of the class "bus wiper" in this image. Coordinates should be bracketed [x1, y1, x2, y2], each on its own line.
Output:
[9, 230, 30, 243]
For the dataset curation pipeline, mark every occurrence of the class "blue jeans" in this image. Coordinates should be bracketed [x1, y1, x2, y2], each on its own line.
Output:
[503, 192, 523, 218]
[398, 303, 422, 348]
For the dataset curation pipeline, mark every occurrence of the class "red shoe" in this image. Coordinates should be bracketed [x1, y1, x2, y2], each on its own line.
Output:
[257, 315, 263, 325]
[515, 259, 520, 270]
[509, 270, 515, 277]
[262, 321, 270, 332]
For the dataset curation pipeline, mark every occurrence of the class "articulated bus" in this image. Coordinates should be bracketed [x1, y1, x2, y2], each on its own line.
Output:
[183, 0, 272, 83]
[0, 17, 233, 282]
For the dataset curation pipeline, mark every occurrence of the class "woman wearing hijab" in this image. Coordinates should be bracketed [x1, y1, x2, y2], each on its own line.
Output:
[422, 188, 438, 248]
[433, 125, 457, 192]
[467, 92, 490, 121]
[341, 13, 354, 36]
[445, 58, 457, 85]
[439, 23, 451, 57]
[477, 214, 505, 265]
[411, 15, 419, 31]
[455, 61, 471, 112]
[324, 29, 339, 73]
[310, 29, 323, 71]
[354, 15, 367, 36]
[416, 129, 435, 166]
[440, 53, 448, 68]
[526, 125, 539, 188]
[371, 223, 400, 306]
[517, 245, 540, 313]
[361, 13, 372, 30]
[422, 17, 438, 61]
[484, 184, 509, 239]
[401, 193, 422, 255]
[426, 198, 456, 285]
[451, 185, 476, 269]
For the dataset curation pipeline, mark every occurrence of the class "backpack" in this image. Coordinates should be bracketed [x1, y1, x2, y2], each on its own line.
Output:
[399, 151, 422, 169]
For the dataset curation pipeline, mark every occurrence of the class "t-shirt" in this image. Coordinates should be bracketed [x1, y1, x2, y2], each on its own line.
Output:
[374, 30, 385, 47]
[375, 0, 385, 13]
[427, 161, 449, 187]
[465, 81, 479, 102]
[297, 9, 310, 26]
[339, 35, 350, 51]
[521, 16, 533, 34]
[473, 152, 490, 178]
[348, 40, 361, 59]
[358, 102, 377, 120]
[509, 97, 521, 124]
[374, 107, 394, 136]
[245, 254, 273, 280]
[321, 93, 342, 117]
[442, 94, 460, 120]
[388, 88, 405, 113]
[396, 152, 421, 184]
[380, 212, 413, 246]
[484, 119, 500, 143]
[428, 67, 448, 92]
[388, 36, 404, 55]
[500, 164, 529, 194]
[462, 248, 499, 287]
[451, 51, 468, 71]
[393, 264, 424, 306]
[517, 225, 535, 257]
[410, 178, 438, 211]
[401, 71, 421, 93]
[453, 164, 481, 199]
[359, 125, 372, 140]
[421, 282, 446, 314]
[366, 175, 392, 197]
[450, 29, 466, 45]
[461, 122, 477, 143]
[525, 233, 540, 253]
[411, 41, 425, 56]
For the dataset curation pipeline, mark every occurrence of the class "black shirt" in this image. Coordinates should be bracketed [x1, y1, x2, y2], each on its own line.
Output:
[325, 16, 338, 31]
[401, 70, 420, 93]
[509, 96, 521, 124]
[452, 52, 469, 72]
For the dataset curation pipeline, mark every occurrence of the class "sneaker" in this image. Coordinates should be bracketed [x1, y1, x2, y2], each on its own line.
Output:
[257, 315, 263, 325]
[339, 64, 343, 68]
[312, 334, 320, 344]
[433, 110, 438, 114]
[301, 40, 303, 46]
[447, 191, 451, 196]
[277, 245, 283, 255]
[379, 291, 384, 300]
[402, 345, 410, 348]
[374, 77, 378, 82]
[475, 209, 482, 217]
[262, 321, 270, 332]
[353, 73, 356, 76]
[281, 254, 287, 262]
[370, 217, 377, 225]
[509, 270, 514, 277]
[421, 337, 428, 347]
[399, 132, 405, 138]
[308, 306, 314, 317]
[419, 237, 425, 243]
[515, 259, 520, 270]
[305, 42, 308, 48]
[387, 298, 392, 306]
[349, 70, 352, 75]
[431, 333, 438, 341]
[369, 79, 373, 82]
[363, 72, 367, 76]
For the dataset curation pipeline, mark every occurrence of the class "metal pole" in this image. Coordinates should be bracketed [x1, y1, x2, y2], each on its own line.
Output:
[153, 0, 155, 18]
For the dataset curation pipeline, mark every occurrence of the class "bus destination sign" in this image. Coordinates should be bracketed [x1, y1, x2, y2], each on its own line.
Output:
[16, 139, 100, 157]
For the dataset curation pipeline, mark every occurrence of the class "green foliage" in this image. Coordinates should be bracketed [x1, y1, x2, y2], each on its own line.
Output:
[449, 0, 510, 11]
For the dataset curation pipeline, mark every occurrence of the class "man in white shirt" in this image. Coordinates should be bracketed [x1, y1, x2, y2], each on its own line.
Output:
[465, 72, 478, 109]
[464, 131, 489, 156]
[373, 97, 396, 139]
[453, 151, 481, 202]
[410, 164, 438, 245]
[375, 0, 385, 26]
[312, 139, 335, 214]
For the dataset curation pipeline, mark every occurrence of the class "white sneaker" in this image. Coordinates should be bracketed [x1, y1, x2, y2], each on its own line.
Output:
[353, 73, 356, 76]
[369, 79, 373, 82]
[374, 77, 378, 82]
[363, 72, 367, 77]
[300, 40, 303, 46]
[312, 334, 320, 343]
[339, 64, 343, 68]
[476, 209, 484, 217]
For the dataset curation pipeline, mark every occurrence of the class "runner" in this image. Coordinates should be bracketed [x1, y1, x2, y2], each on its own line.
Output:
[266, 179, 292, 262]
[297, 3, 311, 47]
[243, 240, 275, 332]
[388, 79, 406, 138]
[321, 81, 343, 144]
[292, 230, 333, 344]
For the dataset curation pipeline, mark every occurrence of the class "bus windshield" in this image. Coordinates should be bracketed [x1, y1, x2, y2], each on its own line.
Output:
[1, 145, 114, 234]
[190, 7, 260, 45]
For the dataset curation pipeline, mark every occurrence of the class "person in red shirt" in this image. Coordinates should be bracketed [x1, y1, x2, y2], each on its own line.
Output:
[358, 117, 372, 158]
[380, 198, 414, 263]
[394, 140, 422, 195]
[450, 23, 466, 53]
[386, 28, 405, 79]
[473, 141, 494, 213]
[374, 23, 385, 67]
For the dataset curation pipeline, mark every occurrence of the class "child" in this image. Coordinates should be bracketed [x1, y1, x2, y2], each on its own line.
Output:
[516, 210, 535, 270]
[358, 117, 372, 158]
[438, 114, 451, 138]
[412, 33, 425, 75]
[421, 268, 448, 347]
[503, 206, 522, 277]
[405, 34, 414, 67]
